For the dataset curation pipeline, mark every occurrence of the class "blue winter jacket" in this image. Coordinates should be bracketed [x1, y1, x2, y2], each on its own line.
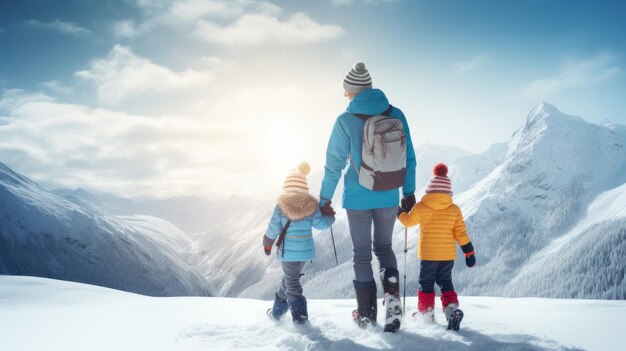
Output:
[265, 193, 335, 262]
[320, 89, 417, 210]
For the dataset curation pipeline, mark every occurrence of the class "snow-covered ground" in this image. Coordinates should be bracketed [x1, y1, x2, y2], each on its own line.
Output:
[1, 276, 623, 351]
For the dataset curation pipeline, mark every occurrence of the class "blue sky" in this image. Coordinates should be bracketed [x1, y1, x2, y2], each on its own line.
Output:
[0, 0, 625, 197]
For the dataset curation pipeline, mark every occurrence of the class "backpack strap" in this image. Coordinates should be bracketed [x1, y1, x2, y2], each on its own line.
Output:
[275, 219, 292, 256]
[353, 104, 393, 120]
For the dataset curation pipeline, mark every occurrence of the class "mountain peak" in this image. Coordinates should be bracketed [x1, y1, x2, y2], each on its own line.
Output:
[527, 101, 560, 122]
[525, 102, 585, 130]
[538, 101, 559, 112]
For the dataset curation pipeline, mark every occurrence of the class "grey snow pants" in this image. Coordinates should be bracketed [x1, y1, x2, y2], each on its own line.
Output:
[347, 206, 398, 283]
[277, 261, 307, 302]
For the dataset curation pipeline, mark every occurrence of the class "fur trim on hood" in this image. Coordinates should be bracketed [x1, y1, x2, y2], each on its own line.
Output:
[278, 192, 319, 221]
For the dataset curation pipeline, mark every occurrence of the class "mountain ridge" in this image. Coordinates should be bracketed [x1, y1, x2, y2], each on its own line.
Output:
[0, 163, 212, 296]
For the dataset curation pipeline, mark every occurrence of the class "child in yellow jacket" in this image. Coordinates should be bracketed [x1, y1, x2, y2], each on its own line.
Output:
[397, 163, 476, 331]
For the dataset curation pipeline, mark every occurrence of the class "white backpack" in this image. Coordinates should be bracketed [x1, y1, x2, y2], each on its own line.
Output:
[351, 105, 407, 191]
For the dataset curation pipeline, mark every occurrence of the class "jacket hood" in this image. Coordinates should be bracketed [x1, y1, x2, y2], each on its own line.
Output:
[421, 193, 453, 210]
[346, 88, 390, 116]
[277, 192, 319, 221]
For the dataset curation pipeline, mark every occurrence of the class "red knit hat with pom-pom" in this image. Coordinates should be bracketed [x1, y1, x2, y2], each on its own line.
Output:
[426, 163, 452, 195]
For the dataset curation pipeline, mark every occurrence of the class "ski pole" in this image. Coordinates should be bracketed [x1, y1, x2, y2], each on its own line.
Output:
[403, 226, 408, 319]
[330, 225, 339, 266]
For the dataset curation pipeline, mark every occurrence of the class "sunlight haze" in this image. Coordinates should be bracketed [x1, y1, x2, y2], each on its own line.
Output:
[1, 0, 625, 197]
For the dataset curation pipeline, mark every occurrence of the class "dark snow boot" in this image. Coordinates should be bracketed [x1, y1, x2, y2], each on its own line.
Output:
[267, 293, 289, 321]
[380, 268, 402, 333]
[444, 304, 463, 331]
[441, 291, 463, 331]
[289, 296, 309, 325]
[352, 279, 377, 329]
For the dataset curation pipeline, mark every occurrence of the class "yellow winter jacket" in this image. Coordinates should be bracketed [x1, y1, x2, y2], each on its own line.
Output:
[397, 193, 471, 261]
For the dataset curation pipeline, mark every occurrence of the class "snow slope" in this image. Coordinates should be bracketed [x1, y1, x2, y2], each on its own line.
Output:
[500, 181, 626, 298]
[448, 141, 509, 194]
[4, 276, 624, 351]
[0, 163, 210, 296]
[55, 188, 272, 235]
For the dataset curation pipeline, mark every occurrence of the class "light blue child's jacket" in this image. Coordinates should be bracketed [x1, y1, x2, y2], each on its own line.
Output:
[265, 192, 335, 261]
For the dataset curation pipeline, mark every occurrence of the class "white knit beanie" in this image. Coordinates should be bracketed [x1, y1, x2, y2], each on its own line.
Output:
[343, 62, 372, 94]
[283, 162, 311, 194]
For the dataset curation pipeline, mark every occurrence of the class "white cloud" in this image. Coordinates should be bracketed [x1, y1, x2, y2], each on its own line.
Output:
[25, 19, 92, 36]
[331, 0, 354, 5]
[0, 90, 247, 197]
[0, 55, 347, 197]
[1, 2, 348, 196]
[194, 12, 344, 45]
[76, 45, 212, 106]
[195, 56, 232, 70]
[115, 0, 342, 46]
[451, 53, 490, 73]
[0, 89, 53, 112]
[40, 80, 73, 95]
[165, 0, 280, 22]
[332, 0, 398, 4]
[120, 0, 282, 35]
[134, 0, 172, 10]
[167, 0, 241, 21]
[521, 53, 622, 98]
[111, 20, 139, 38]
[0, 80, 344, 198]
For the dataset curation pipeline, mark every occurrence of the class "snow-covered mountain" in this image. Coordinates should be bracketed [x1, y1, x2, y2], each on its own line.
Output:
[451, 102, 626, 299]
[54, 187, 277, 297]
[448, 142, 508, 194]
[54, 188, 271, 235]
[3, 275, 624, 351]
[0, 163, 211, 296]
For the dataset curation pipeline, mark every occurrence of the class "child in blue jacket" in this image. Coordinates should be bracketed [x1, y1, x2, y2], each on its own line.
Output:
[263, 162, 335, 324]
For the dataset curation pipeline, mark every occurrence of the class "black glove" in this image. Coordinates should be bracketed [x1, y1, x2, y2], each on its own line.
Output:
[461, 242, 476, 268]
[400, 194, 416, 213]
[264, 245, 272, 256]
[465, 253, 476, 267]
[320, 200, 336, 216]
